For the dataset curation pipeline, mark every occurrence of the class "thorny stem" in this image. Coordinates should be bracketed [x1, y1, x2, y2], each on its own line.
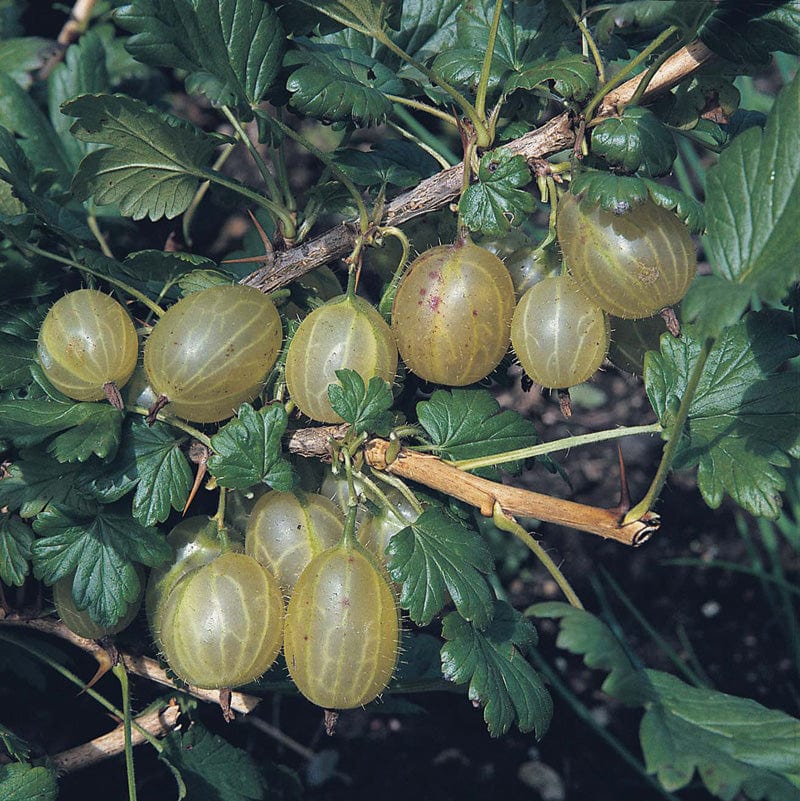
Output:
[584, 25, 681, 121]
[560, 0, 605, 83]
[453, 422, 662, 472]
[493, 504, 584, 609]
[624, 337, 715, 524]
[183, 142, 236, 246]
[112, 663, 138, 801]
[475, 0, 505, 122]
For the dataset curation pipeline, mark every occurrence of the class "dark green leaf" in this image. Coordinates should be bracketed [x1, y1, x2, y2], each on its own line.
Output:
[0, 398, 123, 462]
[530, 602, 656, 705]
[505, 54, 597, 102]
[597, 1, 712, 43]
[393, 632, 445, 683]
[0, 37, 52, 88]
[31, 504, 169, 628]
[209, 403, 293, 491]
[0, 451, 98, 518]
[327, 369, 394, 435]
[0, 334, 35, 390]
[569, 171, 649, 214]
[591, 106, 677, 177]
[641, 670, 800, 800]
[704, 72, 800, 316]
[333, 140, 438, 188]
[160, 724, 273, 801]
[285, 41, 404, 125]
[0, 513, 33, 587]
[391, 0, 460, 67]
[416, 388, 539, 479]
[459, 148, 534, 236]
[86, 418, 192, 527]
[177, 268, 235, 295]
[645, 311, 800, 518]
[0, 763, 58, 801]
[296, 0, 399, 35]
[682, 275, 752, 336]
[640, 177, 706, 234]
[385, 507, 495, 628]
[65, 93, 219, 221]
[116, 0, 285, 114]
[440, 601, 552, 738]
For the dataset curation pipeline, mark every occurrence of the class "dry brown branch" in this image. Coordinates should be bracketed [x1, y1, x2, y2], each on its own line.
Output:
[50, 704, 180, 773]
[286, 427, 659, 546]
[241, 42, 714, 293]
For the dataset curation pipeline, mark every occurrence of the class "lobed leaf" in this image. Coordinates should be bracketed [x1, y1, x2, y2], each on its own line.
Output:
[640, 177, 706, 234]
[459, 148, 534, 236]
[530, 602, 656, 705]
[440, 601, 552, 738]
[65, 93, 219, 221]
[208, 403, 293, 491]
[416, 387, 540, 479]
[116, 0, 285, 114]
[31, 504, 169, 628]
[505, 54, 597, 102]
[569, 170, 649, 214]
[0, 763, 58, 801]
[327, 369, 394, 436]
[645, 311, 800, 518]
[0, 513, 33, 587]
[385, 507, 495, 628]
[333, 140, 439, 188]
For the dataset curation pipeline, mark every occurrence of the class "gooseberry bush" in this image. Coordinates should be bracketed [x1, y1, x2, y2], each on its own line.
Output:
[0, 1, 799, 799]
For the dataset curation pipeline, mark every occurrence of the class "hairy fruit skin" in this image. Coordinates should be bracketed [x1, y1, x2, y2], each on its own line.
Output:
[245, 490, 344, 592]
[285, 293, 398, 423]
[391, 242, 515, 386]
[143, 285, 282, 423]
[557, 193, 696, 319]
[511, 276, 609, 388]
[38, 289, 138, 401]
[284, 542, 400, 709]
[157, 552, 284, 689]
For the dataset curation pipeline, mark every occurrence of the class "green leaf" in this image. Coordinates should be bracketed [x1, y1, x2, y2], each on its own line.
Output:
[160, 724, 273, 801]
[639, 177, 706, 234]
[682, 275, 753, 337]
[530, 602, 656, 706]
[0, 398, 123, 462]
[645, 311, 800, 518]
[459, 148, 534, 236]
[641, 670, 800, 800]
[31, 504, 169, 628]
[0, 37, 52, 88]
[297, 0, 399, 34]
[0, 513, 33, 587]
[0, 450, 98, 518]
[86, 418, 193, 527]
[0, 333, 35, 390]
[569, 170, 649, 214]
[333, 140, 438, 188]
[327, 369, 394, 435]
[597, 1, 712, 43]
[704, 72, 800, 319]
[440, 601, 552, 738]
[285, 41, 404, 125]
[385, 507, 495, 628]
[416, 387, 540, 479]
[65, 93, 219, 221]
[177, 268, 236, 295]
[591, 106, 677, 178]
[0, 763, 58, 801]
[209, 403, 293, 491]
[505, 54, 597, 102]
[116, 0, 285, 114]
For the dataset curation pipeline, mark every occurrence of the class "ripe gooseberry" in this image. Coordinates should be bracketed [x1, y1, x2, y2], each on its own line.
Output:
[556, 193, 696, 319]
[37, 289, 138, 405]
[511, 276, 609, 388]
[143, 285, 282, 423]
[358, 489, 420, 566]
[157, 552, 283, 689]
[391, 241, 515, 385]
[245, 489, 344, 592]
[284, 540, 400, 709]
[284, 293, 398, 423]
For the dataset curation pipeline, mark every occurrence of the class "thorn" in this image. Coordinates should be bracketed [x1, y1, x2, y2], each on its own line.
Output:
[558, 389, 572, 418]
[183, 443, 210, 515]
[221, 210, 274, 268]
[80, 641, 117, 694]
[613, 443, 631, 515]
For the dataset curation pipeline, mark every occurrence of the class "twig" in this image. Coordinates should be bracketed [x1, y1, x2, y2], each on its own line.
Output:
[50, 704, 180, 773]
[38, 0, 98, 79]
[240, 41, 714, 294]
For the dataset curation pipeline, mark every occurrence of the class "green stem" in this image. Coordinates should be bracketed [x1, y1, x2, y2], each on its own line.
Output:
[0, 630, 164, 752]
[368, 468, 425, 516]
[560, 0, 605, 83]
[389, 105, 459, 164]
[454, 422, 662, 472]
[87, 214, 114, 258]
[492, 504, 583, 609]
[212, 488, 230, 552]
[19, 243, 166, 318]
[342, 450, 359, 548]
[475, 0, 504, 122]
[377, 225, 411, 318]
[385, 94, 459, 127]
[624, 337, 714, 523]
[127, 405, 213, 448]
[273, 110, 297, 212]
[183, 142, 236, 246]
[112, 663, 138, 801]
[583, 25, 680, 121]
[627, 36, 685, 108]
